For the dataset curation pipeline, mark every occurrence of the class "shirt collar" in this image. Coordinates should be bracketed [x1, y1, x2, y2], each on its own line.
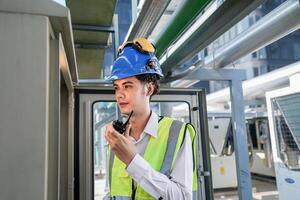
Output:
[143, 111, 159, 138]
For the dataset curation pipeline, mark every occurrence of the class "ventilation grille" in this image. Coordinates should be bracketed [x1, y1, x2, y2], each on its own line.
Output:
[272, 92, 300, 170]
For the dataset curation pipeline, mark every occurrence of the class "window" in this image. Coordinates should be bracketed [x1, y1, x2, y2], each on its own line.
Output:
[260, 65, 268, 75]
[93, 102, 117, 200]
[293, 43, 300, 60]
[253, 67, 259, 77]
[268, 65, 276, 71]
[255, 15, 261, 22]
[224, 31, 229, 44]
[204, 48, 208, 57]
[280, 41, 293, 59]
[258, 48, 267, 59]
[230, 27, 236, 39]
[248, 16, 254, 26]
[241, 19, 249, 31]
[268, 44, 280, 59]
[92, 101, 191, 199]
[237, 22, 243, 35]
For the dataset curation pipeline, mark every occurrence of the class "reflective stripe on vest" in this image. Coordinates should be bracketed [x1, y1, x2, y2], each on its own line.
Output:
[108, 117, 197, 199]
[186, 123, 198, 191]
[160, 120, 184, 177]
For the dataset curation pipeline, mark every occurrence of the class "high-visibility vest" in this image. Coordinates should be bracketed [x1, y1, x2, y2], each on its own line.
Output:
[108, 117, 198, 200]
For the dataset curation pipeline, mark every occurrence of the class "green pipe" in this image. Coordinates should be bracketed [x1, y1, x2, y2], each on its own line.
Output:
[154, 0, 211, 58]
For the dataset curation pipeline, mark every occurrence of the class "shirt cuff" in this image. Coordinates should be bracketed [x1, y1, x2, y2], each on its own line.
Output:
[126, 154, 149, 183]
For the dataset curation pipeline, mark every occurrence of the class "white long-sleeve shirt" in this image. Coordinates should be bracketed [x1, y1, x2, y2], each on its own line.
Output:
[107, 112, 193, 200]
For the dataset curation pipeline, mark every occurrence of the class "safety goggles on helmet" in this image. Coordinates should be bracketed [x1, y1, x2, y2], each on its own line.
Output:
[118, 38, 156, 56]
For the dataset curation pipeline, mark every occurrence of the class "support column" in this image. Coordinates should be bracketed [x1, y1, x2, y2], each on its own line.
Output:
[230, 80, 253, 200]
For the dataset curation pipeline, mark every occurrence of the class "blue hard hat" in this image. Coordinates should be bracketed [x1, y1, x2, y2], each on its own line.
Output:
[105, 46, 164, 81]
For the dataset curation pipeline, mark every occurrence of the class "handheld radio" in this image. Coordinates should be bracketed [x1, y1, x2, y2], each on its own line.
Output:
[112, 110, 133, 134]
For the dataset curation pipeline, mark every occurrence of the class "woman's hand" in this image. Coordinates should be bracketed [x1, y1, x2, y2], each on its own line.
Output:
[105, 123, 136, 166]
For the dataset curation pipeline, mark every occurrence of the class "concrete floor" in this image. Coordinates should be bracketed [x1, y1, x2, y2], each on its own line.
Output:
[95, 177, 107, 200]
[214, 178, 279, 200]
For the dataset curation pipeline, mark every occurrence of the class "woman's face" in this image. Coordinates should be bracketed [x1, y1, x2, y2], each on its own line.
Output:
[113, 76, 152, 115]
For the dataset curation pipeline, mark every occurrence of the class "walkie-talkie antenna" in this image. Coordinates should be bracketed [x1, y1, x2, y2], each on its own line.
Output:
[123, 110, 133, 127]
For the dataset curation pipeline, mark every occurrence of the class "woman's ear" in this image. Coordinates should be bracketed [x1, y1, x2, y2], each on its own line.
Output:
[146, 83, 154, 97]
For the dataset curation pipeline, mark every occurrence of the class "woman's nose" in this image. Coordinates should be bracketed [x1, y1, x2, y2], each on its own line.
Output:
[116, 89, 125, 99]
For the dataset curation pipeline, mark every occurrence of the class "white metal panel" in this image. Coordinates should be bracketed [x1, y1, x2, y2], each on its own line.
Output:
[211, 155, 238, 189]
[250, 149, 275, 177]
[266, 82, 300, 200]
[0, 12, 50, 200]
[208, 117, 231, 155]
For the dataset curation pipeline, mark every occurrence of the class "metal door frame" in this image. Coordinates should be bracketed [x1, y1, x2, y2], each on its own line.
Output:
[74, 87, 213, 200]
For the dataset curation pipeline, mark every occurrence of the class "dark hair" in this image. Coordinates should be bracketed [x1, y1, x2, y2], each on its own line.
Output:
[135, 74, 161, 96]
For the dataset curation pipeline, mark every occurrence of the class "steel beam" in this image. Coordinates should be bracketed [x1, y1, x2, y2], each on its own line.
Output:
[72, 24, 114, 33]
[113, 14, 119, 58]
[74, 43, 108, 49]
[127, 0, 171, 40]
[131, 0, 138, 24]
[181, 68, 246, 81]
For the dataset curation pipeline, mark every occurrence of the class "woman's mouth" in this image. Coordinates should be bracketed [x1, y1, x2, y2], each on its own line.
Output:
[119, 102, 128, 108]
